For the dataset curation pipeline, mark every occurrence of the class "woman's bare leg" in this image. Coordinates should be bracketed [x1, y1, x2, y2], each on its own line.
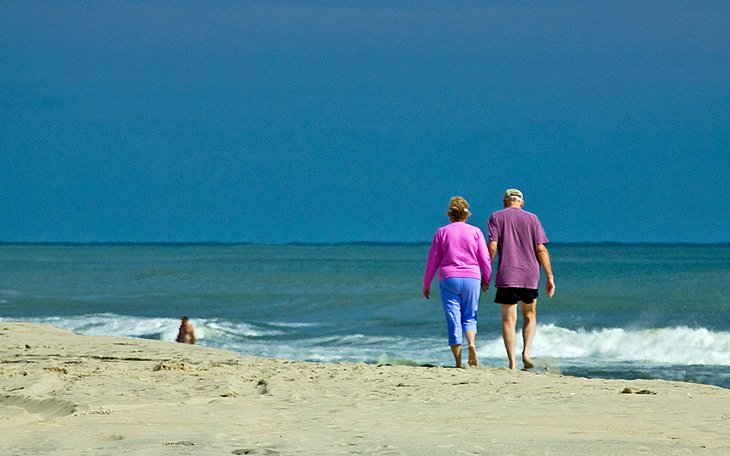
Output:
[465, 329, 478, 366]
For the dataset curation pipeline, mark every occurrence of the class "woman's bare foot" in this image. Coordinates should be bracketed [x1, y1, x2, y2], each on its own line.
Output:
[468, 344, 478, 367]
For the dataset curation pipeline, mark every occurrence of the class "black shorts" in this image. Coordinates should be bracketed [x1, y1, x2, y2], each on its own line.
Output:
[494, 287, 539, 305]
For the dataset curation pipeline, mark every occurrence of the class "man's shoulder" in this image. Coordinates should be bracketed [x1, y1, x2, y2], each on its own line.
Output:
[490, 207, 529, 218]
[489, 208, 510, 219]
[490, 208, 543, 227]
[508, 207, 540, 218]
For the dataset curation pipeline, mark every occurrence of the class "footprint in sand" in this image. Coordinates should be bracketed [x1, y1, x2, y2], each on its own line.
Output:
[256, 379, 269, 395]
[232, 448, 279, 455]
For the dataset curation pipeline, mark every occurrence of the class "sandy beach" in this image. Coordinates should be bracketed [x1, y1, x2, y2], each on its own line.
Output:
[1, 322, 729, 455]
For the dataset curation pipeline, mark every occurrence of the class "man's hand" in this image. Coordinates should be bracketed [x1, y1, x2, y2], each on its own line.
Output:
[423, 288, 430, 299]
[546, 277, 556, 298]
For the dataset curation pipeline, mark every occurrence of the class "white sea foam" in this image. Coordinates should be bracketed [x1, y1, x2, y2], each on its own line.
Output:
[268, 321, 322, 329]
[4, 314, 285, 343]
[221, 334, 446, 365]
[531, 324, 730, 366]
[3, 315, 729, 368]
[29, 314, 183, 341]
[203, 319, 284, 339]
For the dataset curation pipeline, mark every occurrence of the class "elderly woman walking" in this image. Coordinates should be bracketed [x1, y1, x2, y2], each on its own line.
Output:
[423, 196, 492, 368]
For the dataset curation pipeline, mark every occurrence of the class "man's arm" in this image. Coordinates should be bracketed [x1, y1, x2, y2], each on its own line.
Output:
[488, 240, 498, 263]
[536, 244, 555, 298]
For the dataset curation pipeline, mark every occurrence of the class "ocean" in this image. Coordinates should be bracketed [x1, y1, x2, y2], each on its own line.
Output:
[1, 242, 729, 389]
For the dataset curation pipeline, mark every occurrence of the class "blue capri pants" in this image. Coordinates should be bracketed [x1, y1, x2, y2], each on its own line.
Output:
[439, 277, 480, 346]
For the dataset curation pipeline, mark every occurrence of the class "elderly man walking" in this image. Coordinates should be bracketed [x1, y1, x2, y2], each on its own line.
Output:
[487, 189, 555, 370]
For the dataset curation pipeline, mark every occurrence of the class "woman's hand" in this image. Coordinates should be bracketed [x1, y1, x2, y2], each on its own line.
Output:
[481, 279, 490, 292]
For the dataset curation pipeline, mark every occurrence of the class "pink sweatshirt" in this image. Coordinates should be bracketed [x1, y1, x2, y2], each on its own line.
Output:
[423, 221, 492, 289]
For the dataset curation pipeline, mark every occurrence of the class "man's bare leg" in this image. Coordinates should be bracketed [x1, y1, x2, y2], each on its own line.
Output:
[521, 301, 537, 369]
[464, 329, 478, 366]
[450, 344, 463, 368]
[501, 304, 518, 369]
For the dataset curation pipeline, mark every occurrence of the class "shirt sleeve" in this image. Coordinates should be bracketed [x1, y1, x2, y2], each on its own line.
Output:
[423, 231, 443, 289]
[487, 214, 499, 243]
[534, 216, 549, 246]
[475, 229, 492, 283]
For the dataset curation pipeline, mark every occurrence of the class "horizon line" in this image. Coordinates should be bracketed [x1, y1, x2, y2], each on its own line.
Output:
[1, 241, 728, 247]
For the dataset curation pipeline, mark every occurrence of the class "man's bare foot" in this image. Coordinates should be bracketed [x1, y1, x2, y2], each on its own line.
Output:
[468, 344, 478, 367]
[522, 354, 535, 370]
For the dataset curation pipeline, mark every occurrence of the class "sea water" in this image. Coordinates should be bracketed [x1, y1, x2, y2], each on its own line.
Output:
[1, 243, 729, 388]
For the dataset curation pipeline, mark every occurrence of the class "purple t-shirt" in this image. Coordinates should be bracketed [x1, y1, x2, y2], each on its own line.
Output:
[487, 207, 548, 289]
[423, 221, 492, 289]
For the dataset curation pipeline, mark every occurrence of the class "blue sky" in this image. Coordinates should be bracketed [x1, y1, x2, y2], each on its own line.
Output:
[2, 1, 729, 243]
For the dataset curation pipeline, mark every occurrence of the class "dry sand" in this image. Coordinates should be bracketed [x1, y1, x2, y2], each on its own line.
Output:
[1, 322, 729, 455]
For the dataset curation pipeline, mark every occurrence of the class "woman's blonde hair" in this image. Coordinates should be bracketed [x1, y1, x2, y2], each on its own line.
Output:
[447, 196, 470, 222]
